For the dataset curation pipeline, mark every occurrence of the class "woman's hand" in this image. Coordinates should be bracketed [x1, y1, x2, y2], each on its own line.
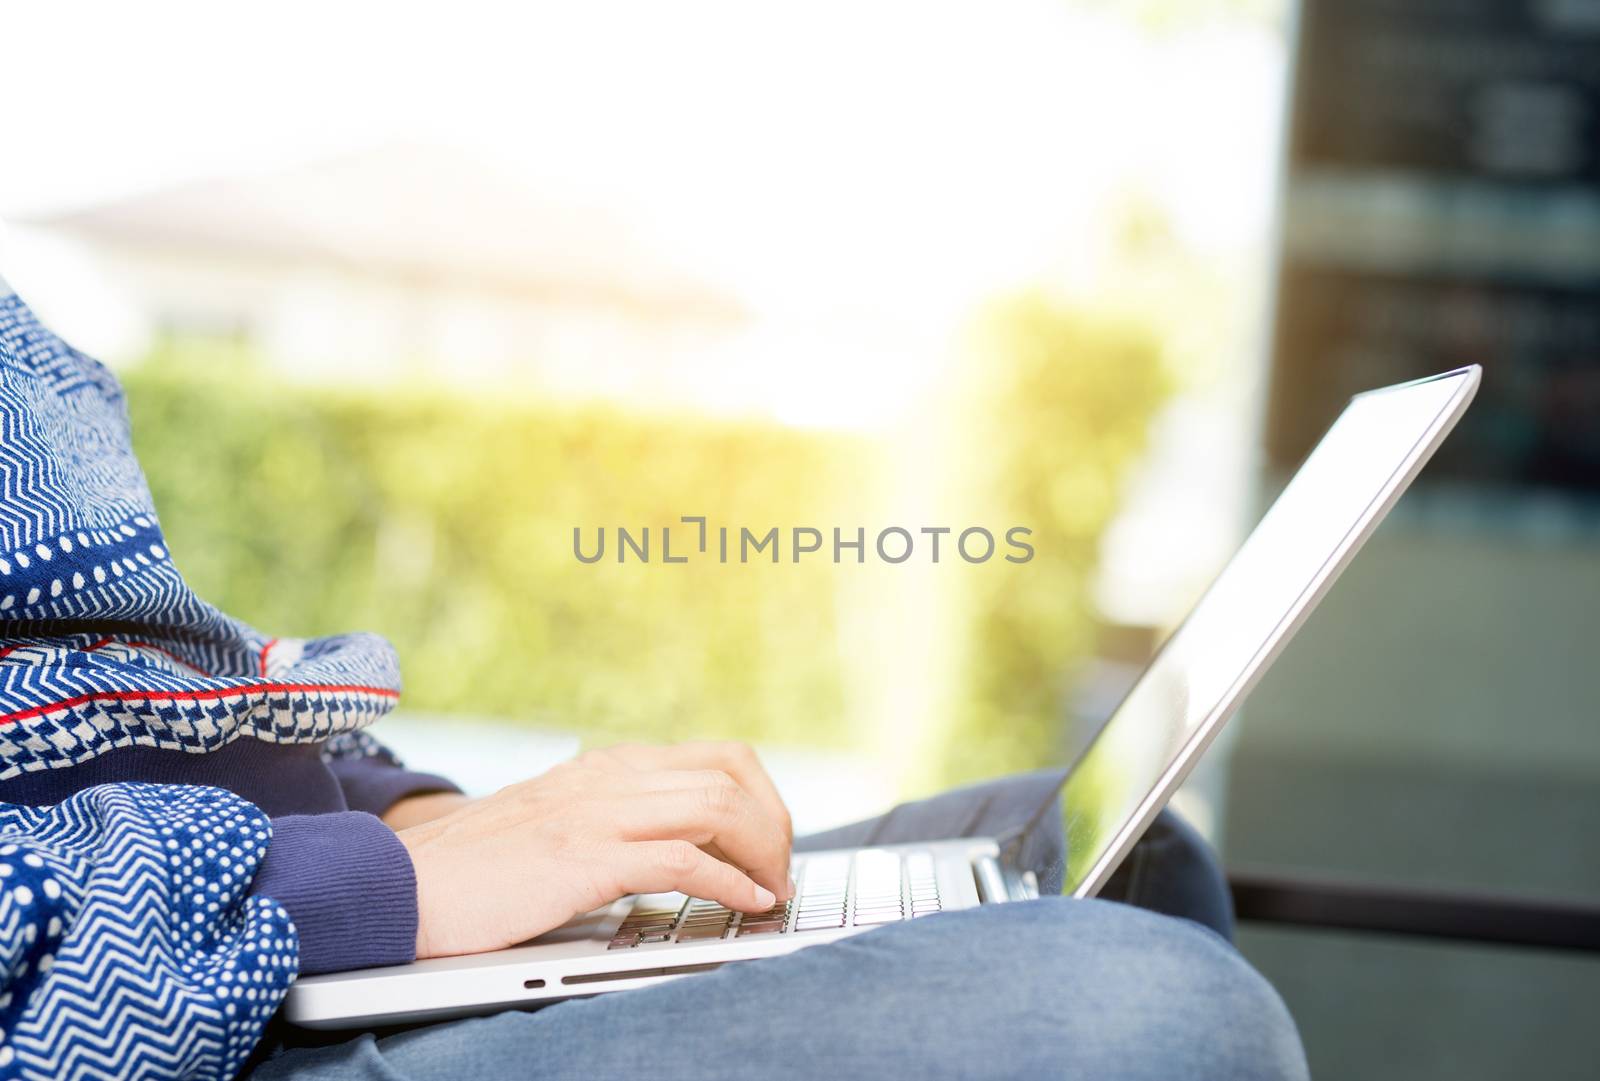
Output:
[396, 741, 795, 959]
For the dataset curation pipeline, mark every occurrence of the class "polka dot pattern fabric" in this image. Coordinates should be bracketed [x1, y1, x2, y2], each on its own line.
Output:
[0, 267, 401, 780]
[0, 784, 296, 1081]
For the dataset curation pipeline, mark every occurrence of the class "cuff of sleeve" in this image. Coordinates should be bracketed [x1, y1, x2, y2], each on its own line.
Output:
[250, 812, 418, 975]
[327, 756, 463, 817]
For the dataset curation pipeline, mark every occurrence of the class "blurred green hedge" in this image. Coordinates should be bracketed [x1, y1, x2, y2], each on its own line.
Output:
[939, 295, 1168, 785]
[125, 299, 1165, 784]
[127, 347, 862, 747]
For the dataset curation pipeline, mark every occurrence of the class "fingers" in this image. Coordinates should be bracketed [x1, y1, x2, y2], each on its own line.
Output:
[689, 742, 793, 842]
[611, 783, 791, 900]
[614, 841, 777, 913]
[596, 741, 794, 842]
[566, 743, 797, 902]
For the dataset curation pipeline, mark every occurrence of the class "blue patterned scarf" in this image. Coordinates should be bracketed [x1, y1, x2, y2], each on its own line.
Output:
[0, 277, 403, 1080]
[0, 280, 400, 773]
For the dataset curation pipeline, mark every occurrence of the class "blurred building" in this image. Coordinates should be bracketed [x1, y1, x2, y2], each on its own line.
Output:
[1227, 2, 1600, 1078]
[17, 143, 749, 400]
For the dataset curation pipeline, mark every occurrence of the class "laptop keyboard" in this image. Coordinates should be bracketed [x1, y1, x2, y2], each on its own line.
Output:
[608, 849, 942, 950]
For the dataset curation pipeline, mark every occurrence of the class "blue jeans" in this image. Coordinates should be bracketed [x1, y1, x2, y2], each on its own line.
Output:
[250, 772, 1308, 1081]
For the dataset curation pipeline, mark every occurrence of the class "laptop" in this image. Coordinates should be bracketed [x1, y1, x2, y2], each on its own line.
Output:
[285, 365, 1481, 1029]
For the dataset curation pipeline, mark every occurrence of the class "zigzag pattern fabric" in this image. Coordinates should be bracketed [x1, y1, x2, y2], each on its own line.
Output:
[0, 282, 402, 778]
[0, 784, 296, 1081]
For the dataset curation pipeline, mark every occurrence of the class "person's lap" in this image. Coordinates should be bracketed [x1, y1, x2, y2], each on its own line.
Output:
[250, 773, 1308, 1081]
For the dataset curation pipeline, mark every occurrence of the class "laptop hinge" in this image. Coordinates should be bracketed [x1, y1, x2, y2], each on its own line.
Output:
[973, 855, 1009, 904]
[975, 855, 1041, 903]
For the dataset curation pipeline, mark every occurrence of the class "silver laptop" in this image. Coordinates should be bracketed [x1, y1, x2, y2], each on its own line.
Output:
[286, 366, 1480, 1029]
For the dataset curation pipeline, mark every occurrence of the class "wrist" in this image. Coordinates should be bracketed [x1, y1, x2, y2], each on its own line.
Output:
[396, 824, 438, 959]
[383, 791, 474, 831]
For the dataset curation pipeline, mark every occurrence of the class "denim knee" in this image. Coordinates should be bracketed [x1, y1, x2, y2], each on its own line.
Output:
[923, 898, 1309, 1081]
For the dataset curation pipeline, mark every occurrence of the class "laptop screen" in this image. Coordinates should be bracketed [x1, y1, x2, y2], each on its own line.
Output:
[1055, 368, 1476, 895]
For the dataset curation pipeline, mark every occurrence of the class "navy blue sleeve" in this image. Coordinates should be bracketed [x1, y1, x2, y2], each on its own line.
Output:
[249, 812, 418, 975]
[327, 755, 462, 817]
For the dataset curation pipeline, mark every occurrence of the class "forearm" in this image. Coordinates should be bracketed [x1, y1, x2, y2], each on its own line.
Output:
[383, 790, 474, 830]
[326, 751, 462, 819]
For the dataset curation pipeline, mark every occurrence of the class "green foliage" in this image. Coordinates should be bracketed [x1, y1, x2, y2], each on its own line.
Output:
[125, 302, 1167, 788]
[125, 345, 866, 747]
[939, 295, 1169, 785]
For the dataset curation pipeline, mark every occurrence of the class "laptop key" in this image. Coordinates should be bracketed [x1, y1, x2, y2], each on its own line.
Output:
[677, 924, 731, 941]
[736, 921, 786, 936]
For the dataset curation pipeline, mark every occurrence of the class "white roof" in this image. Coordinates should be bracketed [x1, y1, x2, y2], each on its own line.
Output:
[30, 142, 742, 319]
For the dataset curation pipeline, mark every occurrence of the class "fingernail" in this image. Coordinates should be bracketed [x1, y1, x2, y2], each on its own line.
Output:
[754, 885, 776, 909]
